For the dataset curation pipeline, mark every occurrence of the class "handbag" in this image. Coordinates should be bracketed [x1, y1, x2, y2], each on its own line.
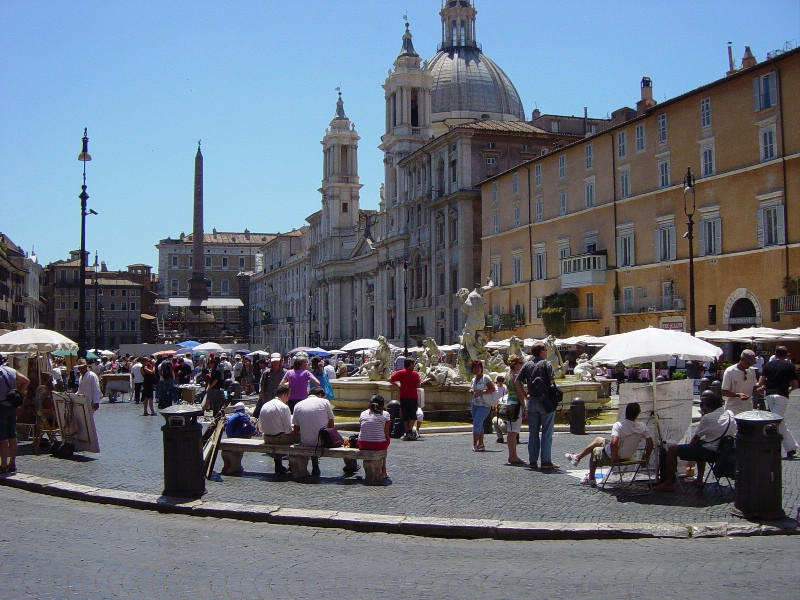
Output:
[1, 389, 24, 408]
[543, 383, 563, 413]
[318, 426, 343, 448]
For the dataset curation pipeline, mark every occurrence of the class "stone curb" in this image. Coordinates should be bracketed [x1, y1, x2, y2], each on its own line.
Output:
[2, 473, 797, 540]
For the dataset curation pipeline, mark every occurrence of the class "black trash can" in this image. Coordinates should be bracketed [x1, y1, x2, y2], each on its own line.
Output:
[161, 405, 205, 498]
[733, 409, 785, 519]
[387, 399, 403, 438]
[569, 398, 586, 435]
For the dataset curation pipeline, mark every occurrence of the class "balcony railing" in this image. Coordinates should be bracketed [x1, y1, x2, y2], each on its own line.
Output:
[779, 295, 800, 313]
[613, 295, 685, 315]
[560, 252, 607, 289]
[570, 307, 601, 321]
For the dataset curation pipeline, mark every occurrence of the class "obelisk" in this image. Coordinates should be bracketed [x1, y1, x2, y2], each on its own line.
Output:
[188, 141, 208, 304]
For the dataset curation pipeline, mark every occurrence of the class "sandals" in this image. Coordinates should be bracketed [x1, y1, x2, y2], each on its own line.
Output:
[581, 474, 597, 487]
[508, 459, 526, 466]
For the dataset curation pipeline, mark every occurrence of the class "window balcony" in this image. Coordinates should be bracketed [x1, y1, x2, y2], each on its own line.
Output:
[559, 252, 607, 289]
[570, 307, 601, 321]
[779, 295, 800, 314]
[613, 295, 685, 315]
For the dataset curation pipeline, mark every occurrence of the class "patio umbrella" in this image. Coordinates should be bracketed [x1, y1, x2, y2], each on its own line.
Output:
[0, 328, 77, 353]
[305, 347, 332, 357]
[246, 350, 271, 359]
[289, 346, 312, 354]
[339, 338, 381, 352]
[590, 327, 722, 366]
[176, 340, 200, 348]
[192, 342, 224, 353]
[52, 349, 99, 360]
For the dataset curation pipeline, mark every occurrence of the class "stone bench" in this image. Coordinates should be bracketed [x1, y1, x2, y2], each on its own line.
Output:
[217, 438, 387, 484]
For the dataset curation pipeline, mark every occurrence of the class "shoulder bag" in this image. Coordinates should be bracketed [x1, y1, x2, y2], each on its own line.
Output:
[318, 426, 343, 448]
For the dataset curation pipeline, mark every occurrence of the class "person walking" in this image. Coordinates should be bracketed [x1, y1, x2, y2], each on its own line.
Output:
[721, 349, 757, 415]
[76, 358, 102, 412]
[516, 342, 558, 470]
[468, 360, 495, 452]
[756, 345, 798, 458]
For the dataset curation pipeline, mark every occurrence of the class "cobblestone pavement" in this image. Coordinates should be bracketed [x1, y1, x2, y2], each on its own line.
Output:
[3, 394, 800, 532]
[2, 486, 798, 600]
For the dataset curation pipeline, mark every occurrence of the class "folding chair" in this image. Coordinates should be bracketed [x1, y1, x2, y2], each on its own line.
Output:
[702, 436, 735, 494]
[600, 436, 656, 494]
[33, 409, 61, 454]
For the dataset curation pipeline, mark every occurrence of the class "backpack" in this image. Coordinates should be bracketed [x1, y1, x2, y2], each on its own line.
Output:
[527, 360, 551, 398]
[0, 367, 23, 407]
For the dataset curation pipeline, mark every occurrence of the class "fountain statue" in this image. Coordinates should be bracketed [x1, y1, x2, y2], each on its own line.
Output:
[356, 335, 392, 381]
[417, 337, 464, 386]
[456, 286, 490, 378]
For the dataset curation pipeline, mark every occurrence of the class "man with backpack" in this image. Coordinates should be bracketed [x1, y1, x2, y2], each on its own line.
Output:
[515, 342, 558, 470]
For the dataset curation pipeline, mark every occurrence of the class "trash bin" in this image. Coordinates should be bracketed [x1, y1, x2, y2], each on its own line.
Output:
[569, 398, 585, 435]
[387, 399, 403, 438]
[161, 405, 205, 498]
[732, 409, 785, 519]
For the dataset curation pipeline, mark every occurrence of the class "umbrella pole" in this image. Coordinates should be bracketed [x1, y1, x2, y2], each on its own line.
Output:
[650, 360, 665, 481]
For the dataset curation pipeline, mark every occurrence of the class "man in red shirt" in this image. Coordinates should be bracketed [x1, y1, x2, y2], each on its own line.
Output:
[389, 358, 421, 440]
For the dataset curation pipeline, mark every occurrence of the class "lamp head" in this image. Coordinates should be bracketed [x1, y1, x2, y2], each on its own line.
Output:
[78, 128, 92, 162]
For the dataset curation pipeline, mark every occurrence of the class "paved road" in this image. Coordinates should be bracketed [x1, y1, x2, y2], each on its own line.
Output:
[2, 486, 797, 599]
[7, 395, 800, 529]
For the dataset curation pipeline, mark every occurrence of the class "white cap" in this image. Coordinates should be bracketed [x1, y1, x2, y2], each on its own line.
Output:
[270, 353, 282, 361]
[233, 402, 247, 412]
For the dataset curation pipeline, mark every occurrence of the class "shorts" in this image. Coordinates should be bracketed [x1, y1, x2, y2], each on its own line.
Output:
[358, 438, 390, 451]
[677, 442, 718, 463]
[0, 404, 17, 441]
[591, 445, 613, 467]
[505, 411, 523, 434]
[400, 398, 418, 422]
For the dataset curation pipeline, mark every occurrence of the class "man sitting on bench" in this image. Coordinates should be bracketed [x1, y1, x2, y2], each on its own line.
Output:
[565, 402, 653, 487]
[654, 394, 736, 491]
[258, 383, 299, 474]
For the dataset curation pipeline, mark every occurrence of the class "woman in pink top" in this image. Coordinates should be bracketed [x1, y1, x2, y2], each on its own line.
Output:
[280, 356, 319, 413]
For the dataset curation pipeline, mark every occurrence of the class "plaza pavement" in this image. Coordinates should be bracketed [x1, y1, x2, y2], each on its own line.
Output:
[2, 393, 799, 540]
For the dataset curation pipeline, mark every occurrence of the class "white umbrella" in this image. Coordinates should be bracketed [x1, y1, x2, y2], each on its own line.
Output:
[590, 327, 722, 366]
[192, 342, 224, 353]
[0, 328, 77, 353]
[339, 338, 380, 352]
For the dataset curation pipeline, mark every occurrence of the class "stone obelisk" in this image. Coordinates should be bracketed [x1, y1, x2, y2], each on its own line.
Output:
[188, 141, 209, 304]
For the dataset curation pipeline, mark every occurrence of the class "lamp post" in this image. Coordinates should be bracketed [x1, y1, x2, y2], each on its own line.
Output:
[683, 166, 696, 335]
[403, 260, 409, 357]
[77, 128, 92, 359]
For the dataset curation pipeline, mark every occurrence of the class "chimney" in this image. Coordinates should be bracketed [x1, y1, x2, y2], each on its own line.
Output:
[636, 77, 657, 115]
[726, 42, 736, 75]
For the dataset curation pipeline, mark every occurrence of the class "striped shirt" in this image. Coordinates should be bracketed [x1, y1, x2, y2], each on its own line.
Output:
[358, 410, 390, 443]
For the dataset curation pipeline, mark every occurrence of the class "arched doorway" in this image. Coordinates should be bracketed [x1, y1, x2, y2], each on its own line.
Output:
[729, 297, 757, 331]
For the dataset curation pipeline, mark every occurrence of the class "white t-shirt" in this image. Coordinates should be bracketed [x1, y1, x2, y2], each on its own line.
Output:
[722, 364, 756, 414]
[695, 407, 737, 452]
[323, 364, 336, 380]
[130, 362, 144, 384]
[292, 396, 334, 446]
[259, 398, 293, 436]
[606, 419, 651, 460]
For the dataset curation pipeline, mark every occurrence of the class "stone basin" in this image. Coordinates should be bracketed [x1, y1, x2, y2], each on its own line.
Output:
[330, 377, 609, 413]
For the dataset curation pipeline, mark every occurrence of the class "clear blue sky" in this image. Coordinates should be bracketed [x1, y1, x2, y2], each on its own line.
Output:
[2, 0, 798, 272]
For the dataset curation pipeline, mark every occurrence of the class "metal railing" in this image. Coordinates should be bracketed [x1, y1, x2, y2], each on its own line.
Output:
[613, 295, 685, 315]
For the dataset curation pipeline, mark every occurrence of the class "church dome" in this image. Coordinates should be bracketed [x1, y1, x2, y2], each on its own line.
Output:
[424, 1, 524, 122]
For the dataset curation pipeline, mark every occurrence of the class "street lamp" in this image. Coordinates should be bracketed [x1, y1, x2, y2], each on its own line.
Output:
[403, 260, 409, 357]
[683, 166, 696, 336]
[77, 128, 92, 359]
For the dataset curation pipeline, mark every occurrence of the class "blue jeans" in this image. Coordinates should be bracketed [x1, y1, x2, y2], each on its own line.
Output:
[471, 402, 492, 435]
[527, 397, 554, 465]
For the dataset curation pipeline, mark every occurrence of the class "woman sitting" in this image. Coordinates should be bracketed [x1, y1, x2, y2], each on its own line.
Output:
[357, 394, 391, 480]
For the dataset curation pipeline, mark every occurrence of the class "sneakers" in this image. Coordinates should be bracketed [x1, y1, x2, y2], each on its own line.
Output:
[402, 433, 412, 441]
[581, 474, 596, 487]
[565, 453, 580, 467]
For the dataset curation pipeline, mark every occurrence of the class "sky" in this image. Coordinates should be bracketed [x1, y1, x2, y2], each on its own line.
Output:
[2, 0, 799, 273]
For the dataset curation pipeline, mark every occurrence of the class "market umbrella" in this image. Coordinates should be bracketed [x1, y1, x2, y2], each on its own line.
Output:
[52, 349, 99, 360]
[305, 347, 332, 358]
[289, 346, 312, 354]
[0, 328, 78, 353]
[246, 350, 271, 359]
[339, 339, 381, 352]
[590, 327, 722, 366]
[176, 340, 200, 348]
[192, 342, 224, 353]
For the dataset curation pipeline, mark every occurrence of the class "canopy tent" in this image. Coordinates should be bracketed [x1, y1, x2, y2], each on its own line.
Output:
[0, 328, 77, 354]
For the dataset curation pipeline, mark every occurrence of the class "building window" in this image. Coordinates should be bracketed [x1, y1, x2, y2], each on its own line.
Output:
[534, 199, 543, 223]
[531, 296, 542, 319]
[342, 202, 349, 213]
[619, 168, 630, 199]
[700, 97, 712, 128]
[701, 143, 715, 177]
[558, 154, 566, 178]
[623, 287, 634, 312]
[222, 257, 228, 267]
[491, 181, 498, 204]
[658, 157, 670, 188]
[512, 172, 519, 195]
[757, 201, 785, 247]
[205, 257, 212, 267]
[558, 191, 567, 216]
[558, 242, 570, 274]
[486, 157, 496, 165]
[221, 279, 229, 293]
[760, 124, 776, 161]
[585, 144, 593, 169]
[617, 131, 626, 158]
[436, 216, 445, 245]
[616, 228, 635, 267]
[753, 71, 778, 111]
[699, 216, 722, 256]
[513, 205, 520, 228]
[490, 260, 501, 286]
[492, 213, 499, 234]
[109, 303, 115, 311]
[657, 113, 668, 144]
[584, 178, 595, 209]
[171, 278, 178, 289]
[512, 255, 522, 284]
[654, 223, 676, 262]
[635, 123, 645, 152]
[239, 257, 246, 268]
[130, 302, 136, 311]
[449, 213, 458, 243]
[171, 255, 178, 267]
[534, 248, 547, 280]
[534, 164, 541, 186]
[450, 160, 457, 184]
[73, 301, 78, 310]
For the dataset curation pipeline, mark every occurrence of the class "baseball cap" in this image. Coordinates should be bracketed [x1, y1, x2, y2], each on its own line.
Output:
[270, 352, 282, 361]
